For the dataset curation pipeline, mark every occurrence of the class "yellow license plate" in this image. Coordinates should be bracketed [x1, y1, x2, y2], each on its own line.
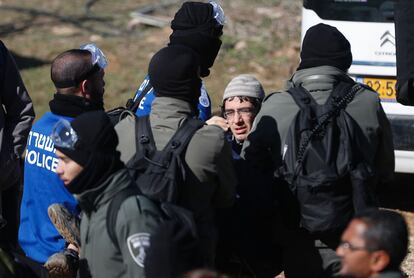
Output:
[362, 77, 396, 101]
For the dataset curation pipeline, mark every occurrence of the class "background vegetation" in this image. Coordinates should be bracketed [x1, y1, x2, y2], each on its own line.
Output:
[0, 0, 301, 116]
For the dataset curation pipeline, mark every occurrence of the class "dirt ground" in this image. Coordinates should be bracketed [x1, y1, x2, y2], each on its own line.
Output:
[0, 0, 301, 116]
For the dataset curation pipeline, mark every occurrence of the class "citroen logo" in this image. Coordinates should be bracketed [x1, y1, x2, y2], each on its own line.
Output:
[380, 31, 395, 47]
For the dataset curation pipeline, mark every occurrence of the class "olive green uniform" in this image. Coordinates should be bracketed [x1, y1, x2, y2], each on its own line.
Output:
[150, 96, 237, 265]
[243, 66, 394, 180]
[377, 270, 406, 278]
[242, 66, 394, 277]
[77, 169, 162, 278]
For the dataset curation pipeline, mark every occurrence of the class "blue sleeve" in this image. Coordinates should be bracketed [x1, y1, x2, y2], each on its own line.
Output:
[197, 82, 211, 121]
[134, 75, 154, 117]
[133, 77, 212, 120]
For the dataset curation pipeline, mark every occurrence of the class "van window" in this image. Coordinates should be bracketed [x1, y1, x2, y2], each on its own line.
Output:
[303, 0, 395, 23]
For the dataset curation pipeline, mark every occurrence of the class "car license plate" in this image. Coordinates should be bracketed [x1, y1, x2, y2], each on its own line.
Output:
[361, 77, 396, 101]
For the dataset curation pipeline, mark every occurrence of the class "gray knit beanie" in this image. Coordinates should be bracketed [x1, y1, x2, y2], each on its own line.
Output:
[223, 74, 265, 101]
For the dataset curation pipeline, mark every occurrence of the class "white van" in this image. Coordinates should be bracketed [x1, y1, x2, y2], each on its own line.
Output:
[302, 0, 414, 173]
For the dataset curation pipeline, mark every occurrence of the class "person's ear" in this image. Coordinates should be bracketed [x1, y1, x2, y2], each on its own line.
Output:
[79, 79, 91, 99]
[370, 250, 390, 273]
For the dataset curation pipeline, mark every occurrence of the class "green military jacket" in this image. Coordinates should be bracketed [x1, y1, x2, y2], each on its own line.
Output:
[150, 97, 236, 212]
[150, 97, 237, 265]
[242, 66, 394, 182]
[377, 270, 406, 278]
[77, 169, 162, 278]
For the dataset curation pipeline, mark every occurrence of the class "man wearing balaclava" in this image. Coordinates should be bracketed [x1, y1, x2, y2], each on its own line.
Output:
[128, 1, 225, 122]
[142, 45, 236, 267]
[19, 44, 107, 273]
[53, 111, 162, 278]
[242, 23, 394, 277]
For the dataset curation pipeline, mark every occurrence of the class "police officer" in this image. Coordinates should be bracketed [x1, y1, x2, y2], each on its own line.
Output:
[19, 44, 107, 268]
[242, 24, 394, 278]
[143, 45, 237, 267]
[53, 111, 161, 278]
[130, 1, 225, 121]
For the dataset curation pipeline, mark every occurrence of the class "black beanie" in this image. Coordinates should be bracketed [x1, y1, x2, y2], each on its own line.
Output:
[55, 111, 124, 196]
[298, 23, 352, 71]
[171, 2, 216, 32]
[149, 45, 202, 107]
[169, 1, 223, 77]
[56, 111, 119, 166]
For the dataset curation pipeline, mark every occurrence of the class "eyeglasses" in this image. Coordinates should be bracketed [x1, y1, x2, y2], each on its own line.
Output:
[223, 107, 254, 119]
[50, 119, 78, 150]
[338, 241, 369, 252]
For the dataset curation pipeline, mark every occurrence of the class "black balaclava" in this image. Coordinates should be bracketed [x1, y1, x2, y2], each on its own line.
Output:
[55, 111, 123, 195]
[148, 45, 202, 110]
[297, 23, 353, 71]
[169, 1, 223, 77]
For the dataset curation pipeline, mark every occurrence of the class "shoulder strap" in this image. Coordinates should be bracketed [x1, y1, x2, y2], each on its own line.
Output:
[287, 86, 318, 109]
[135, 115, 156, 156]
[163, 118, 205, 154]
[126, 82, 153, 112]
[106, 186, 142, 250]
[330, 81, 359, 103]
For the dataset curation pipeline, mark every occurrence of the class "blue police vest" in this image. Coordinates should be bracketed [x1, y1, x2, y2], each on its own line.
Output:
[19, 112, 79, 263]
[133, 75, 212, 121]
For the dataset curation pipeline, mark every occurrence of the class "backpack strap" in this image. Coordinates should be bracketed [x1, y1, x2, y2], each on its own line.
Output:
[135, 115, 156, 156]
[163, 118, 205, 154]
[330, 81, 361, 105]
[126, 82, 153, 112]
[287, 86, 318, 109]
[106, 186, 142, 250]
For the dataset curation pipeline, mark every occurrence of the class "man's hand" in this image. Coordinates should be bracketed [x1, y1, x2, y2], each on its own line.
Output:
[206, 116, 229, 131]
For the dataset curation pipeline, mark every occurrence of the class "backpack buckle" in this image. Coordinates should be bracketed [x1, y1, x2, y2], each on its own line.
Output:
[302, 97, 311, 104]
[171, 141, 181, 149]
[139, 135, 150, 144]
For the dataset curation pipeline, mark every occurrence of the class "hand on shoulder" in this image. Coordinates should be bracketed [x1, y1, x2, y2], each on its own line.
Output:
[206, 116, 229, 132]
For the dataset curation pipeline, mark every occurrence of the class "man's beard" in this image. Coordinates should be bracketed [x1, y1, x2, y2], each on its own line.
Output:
[89, 90, 104, 110]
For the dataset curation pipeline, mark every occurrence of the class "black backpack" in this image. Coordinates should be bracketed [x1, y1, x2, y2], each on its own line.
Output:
[126, 115, 204, 203]
[106, 115, 204, 274]
[277, 81, 377, 235]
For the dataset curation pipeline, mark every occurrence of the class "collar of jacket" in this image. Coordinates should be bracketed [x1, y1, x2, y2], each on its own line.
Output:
[49, 93, 103, 118]
[75, 168, 133, 214]
[286, 65, 354, 93]
[376, 270, 406, 278]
